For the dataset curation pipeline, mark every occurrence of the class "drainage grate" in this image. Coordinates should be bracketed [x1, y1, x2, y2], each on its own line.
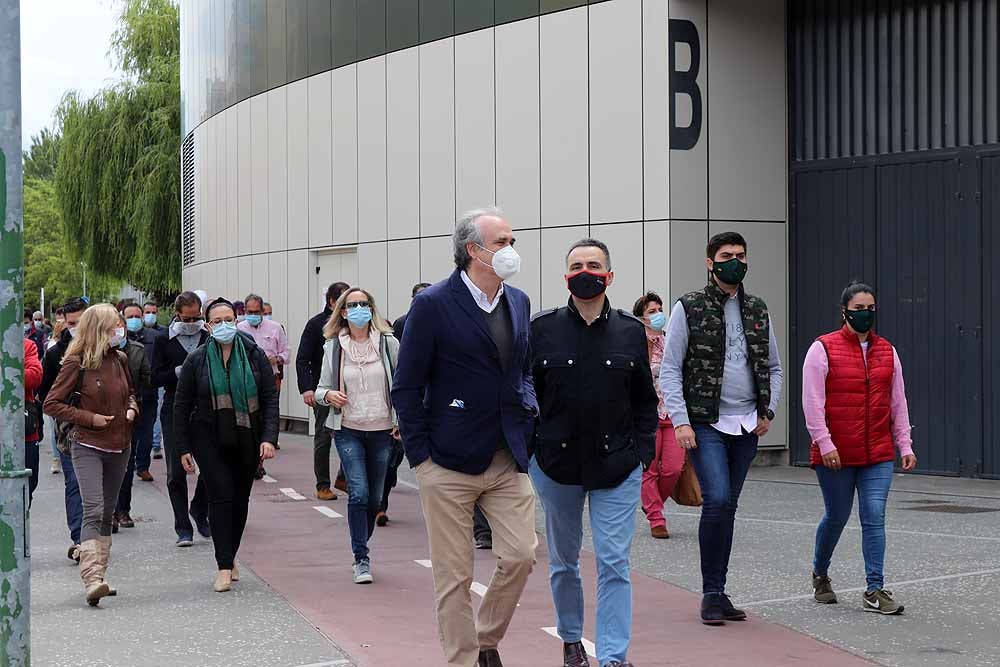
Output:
[902, 504, 999, 514]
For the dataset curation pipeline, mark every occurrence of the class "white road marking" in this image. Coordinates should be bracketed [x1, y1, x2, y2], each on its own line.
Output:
[262, 474, 277, 483]
[313, 506, 342, 519]
[397, 479, 419, 490]
[541, 627, 596, 658]
[415, 559, 489, 598]
[280, 487, 307, 501]
[289, 660, 352, 667]
[652, 509, 1000, 542]
[737, 567, 1000, 607]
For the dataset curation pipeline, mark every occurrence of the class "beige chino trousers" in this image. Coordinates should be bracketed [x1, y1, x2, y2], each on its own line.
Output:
[416, 449, 538, 667]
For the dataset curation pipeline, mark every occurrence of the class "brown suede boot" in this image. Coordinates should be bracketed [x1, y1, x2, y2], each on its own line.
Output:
[79, 540, 111, 606]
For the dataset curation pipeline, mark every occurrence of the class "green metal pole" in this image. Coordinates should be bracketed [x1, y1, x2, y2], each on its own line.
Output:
[0, 0, 31, 664]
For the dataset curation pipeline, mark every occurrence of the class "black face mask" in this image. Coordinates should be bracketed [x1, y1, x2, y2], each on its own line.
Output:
[844, 309, 875, 334]
[712, 258, 748, 285]
[566, 270, 609, 301]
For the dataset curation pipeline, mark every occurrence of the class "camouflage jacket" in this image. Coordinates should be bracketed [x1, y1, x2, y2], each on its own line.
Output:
[679, 281, 771, 424]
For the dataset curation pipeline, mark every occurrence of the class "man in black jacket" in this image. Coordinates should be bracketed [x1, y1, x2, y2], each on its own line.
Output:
[38, 297, 89, 560]
[135, 300, 167, 480]
[295, 281, 349, 500]
[152, 291, 210, 547]
[529, 239, 658, 667]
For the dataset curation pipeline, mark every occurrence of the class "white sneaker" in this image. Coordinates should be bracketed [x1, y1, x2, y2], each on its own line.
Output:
[50, 457, 61, 474]
[353, 560, 373, 584]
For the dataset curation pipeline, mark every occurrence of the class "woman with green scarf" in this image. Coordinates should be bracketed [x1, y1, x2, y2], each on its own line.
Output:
[174, 298, 279, 592]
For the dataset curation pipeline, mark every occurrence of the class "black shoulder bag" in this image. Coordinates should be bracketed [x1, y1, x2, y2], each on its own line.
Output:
[55, 368, 86, 455]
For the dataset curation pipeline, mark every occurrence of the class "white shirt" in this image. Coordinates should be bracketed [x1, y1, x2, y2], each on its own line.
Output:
[712, 410, 760, 437]
[461, 270, 505, 314]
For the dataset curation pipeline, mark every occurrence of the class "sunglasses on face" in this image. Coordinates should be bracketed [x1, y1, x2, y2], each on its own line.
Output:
[345, 301, 370, 309]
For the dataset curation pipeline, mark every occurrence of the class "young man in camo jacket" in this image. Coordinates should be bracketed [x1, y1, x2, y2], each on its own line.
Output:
[659, 231, 784, 626]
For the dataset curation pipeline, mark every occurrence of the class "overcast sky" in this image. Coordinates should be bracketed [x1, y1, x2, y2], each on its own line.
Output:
[20, 0, 120, 147]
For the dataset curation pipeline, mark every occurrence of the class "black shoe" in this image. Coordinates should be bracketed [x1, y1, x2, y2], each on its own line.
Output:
[700, 594, 726, 626]
[475, 535, 493, 550]
[254, 465, 266, 480]
[478, 648, 503, 667]
[273, 443, 280, 450]
[191, 513, 211, 538]
[152, 448, 163, 459]
[563, 641, 590, 667]
[111, 513, 120, 534]
[719, 593, 747, 621]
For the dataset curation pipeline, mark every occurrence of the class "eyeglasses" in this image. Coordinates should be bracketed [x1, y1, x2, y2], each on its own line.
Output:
[178, 315, 204, 323]
[345, 301, 370, 309]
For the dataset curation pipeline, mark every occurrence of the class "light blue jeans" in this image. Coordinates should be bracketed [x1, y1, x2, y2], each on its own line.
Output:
[814, 460, 894, 592]
[530, 457, 640, 667]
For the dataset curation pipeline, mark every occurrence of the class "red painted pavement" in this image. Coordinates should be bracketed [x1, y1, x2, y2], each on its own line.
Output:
[151, 436, 873, 666]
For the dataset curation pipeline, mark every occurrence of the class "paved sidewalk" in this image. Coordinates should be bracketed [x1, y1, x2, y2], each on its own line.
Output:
[29, 446, 352, 667]
[30, 433, 1000, 666]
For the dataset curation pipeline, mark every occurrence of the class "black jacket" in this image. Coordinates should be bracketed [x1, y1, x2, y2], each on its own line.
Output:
[392, 312, 408, 342]
[295, 307, 331, 394]
[530, 298, 659, 490]
[173, 332, 279, 457]
[39, 330, 71, 403]
[152, 329, 210, 396]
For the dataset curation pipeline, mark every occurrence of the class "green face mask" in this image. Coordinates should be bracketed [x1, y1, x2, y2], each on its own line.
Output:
[712, 258, 748, 285]
[844, 309, 875, 333]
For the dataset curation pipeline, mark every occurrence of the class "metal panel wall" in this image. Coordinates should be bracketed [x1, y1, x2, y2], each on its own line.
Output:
[791, 0, 1000, 161]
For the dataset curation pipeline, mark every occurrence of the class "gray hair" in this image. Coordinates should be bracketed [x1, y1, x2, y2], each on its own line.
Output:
[243, 293, 264, 309]
[453, 206, 503, 270]
[566, 238, 612, 270]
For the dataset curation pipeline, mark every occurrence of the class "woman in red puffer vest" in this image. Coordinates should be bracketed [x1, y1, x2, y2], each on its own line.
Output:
[801, 282, 917, 616]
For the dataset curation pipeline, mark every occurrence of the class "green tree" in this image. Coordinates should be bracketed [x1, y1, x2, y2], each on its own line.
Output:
[22, 128, 60, 181]
[23, 176, 121, 314]
[55, 0, 180, 295]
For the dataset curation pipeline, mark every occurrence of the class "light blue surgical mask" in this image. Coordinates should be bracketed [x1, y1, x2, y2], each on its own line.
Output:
[263, 315, 272, 321]
[649, 311, 667, 331]
[211, 321, 238, 344]
[245, 314, 263, 327]
[346, 306, 372, 328]
[126, 317, 143, 332]
[143, 313, 157, 327]
[119, 336, 128, 349]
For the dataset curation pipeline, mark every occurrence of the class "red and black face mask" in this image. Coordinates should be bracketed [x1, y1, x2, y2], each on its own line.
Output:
[565, 270, 610, 301]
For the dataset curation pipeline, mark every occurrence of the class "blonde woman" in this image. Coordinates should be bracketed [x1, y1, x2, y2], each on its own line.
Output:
[44, 304, 138, 606]
[316, 288, 400, 584]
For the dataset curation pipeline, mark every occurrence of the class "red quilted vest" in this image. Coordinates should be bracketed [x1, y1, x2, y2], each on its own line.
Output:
[809, 326, 896, 467]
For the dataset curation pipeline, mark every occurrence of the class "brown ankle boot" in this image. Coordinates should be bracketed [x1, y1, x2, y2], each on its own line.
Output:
[79, 540, 111, 606]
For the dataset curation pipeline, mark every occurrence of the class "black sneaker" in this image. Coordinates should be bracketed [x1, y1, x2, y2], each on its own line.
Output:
[719, 593, 747, 621]
[152, 448, 163, 459]
[191, 513, 211, 538]
[863, 589, 904, 615]
[813, 573, 838, 604]
[176, 534, 194, 548]
[700, 594, 726, 626]
[562, 641, 590, 667]
[254, 465, 266, 480]
[475, 535, 493, 550]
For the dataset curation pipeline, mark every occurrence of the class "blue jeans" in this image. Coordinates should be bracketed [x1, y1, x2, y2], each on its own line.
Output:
[136, 389, 160, 473]
[688, 425, 759, 595]
[60, 449, 83, 544]
[333, 427, 393, 563]
[814, 461, 894, 592]
[530, 457, 640, 666]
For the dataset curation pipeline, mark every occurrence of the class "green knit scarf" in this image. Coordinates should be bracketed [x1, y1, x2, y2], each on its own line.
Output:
[206, 336, 259, 428]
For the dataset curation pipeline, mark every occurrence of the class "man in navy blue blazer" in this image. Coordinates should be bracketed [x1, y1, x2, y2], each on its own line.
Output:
[391, 207, 538, 667]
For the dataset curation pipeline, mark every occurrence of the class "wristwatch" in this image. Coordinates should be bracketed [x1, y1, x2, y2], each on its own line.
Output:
[765, 409, 775, 421]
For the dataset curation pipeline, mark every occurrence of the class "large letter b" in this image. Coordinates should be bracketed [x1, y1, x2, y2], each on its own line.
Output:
[669, 19, 702, 151]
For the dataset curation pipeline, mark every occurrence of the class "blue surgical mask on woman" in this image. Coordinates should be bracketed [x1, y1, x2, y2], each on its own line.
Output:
[126, 317, 143, 332]
[648, 311, 667, 331]
[211, 321, 238, 344]
[346, 306, 373, 328]
[143, 313, 157, 327]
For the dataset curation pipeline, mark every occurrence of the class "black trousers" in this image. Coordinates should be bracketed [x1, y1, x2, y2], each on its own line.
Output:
[161, 393, 208, 537]
[379, 440, 405, 513]
[192, 443, 257, 570]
